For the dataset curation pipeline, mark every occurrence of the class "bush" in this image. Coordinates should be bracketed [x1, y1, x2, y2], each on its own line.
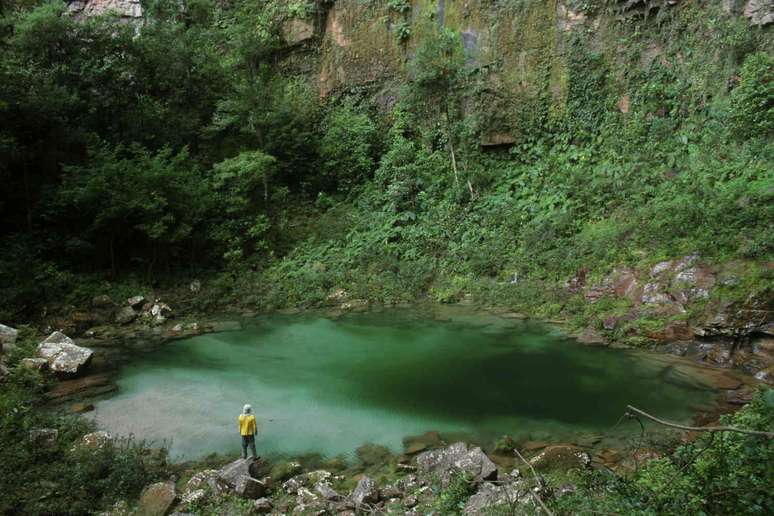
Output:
[0, 364, 168, 515]
[319, 101, 378, 192]
[731, 52, 774, 139]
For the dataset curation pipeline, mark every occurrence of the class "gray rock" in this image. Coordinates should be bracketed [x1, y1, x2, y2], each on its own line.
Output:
[76, 430, 112, 450]
[351, 475, 379, 507]
[138, 481, 178, 516]
[184, 469, 227, 497]
[253, 497, 272, 513]
[127, 295, 145, 309]
[92, 295, 114, 308]
[283, 470, 331, 494]
[464, 481, 530, 515]
[218, 458, 260, 487]
[416, 442, 497, 486]
[37, 332, 93, 376]
[179, 488, 206, 508]
[745, 0, 774, 25]
[396, 474, 422, 493]
[235, 476, 266, 499]
[0, 323, 18, 353]
[314, 480, 341, 500]
[29, 428, 58, 445]
[115, 306, 137, 325]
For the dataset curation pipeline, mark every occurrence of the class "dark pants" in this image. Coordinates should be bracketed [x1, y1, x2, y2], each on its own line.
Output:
[241, 434, 257, 459]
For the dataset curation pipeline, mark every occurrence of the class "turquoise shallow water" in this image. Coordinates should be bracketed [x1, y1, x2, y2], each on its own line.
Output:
[91, 308, 717, 461]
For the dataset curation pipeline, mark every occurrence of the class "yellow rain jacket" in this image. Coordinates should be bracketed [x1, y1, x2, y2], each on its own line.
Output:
[239, 414, 257, 436]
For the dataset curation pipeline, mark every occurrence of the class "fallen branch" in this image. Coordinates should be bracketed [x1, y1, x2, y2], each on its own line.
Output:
[625, 405, 774, 438]
[514, 448, 555, 516]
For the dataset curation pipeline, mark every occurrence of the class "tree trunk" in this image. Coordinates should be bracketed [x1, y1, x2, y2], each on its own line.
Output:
[22, 156, 32, 230]
[109, 236, 117, 279]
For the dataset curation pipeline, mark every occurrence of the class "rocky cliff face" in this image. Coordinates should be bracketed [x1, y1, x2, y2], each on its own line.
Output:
[268, 0, 773, 142]
[66, 0, 142, 21]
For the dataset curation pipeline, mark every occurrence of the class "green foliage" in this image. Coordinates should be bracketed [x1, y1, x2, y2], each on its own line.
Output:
[552, 389, 774, 515]
[387, 0, 410, 14]
[395, 21, 411, 42]
[210, 150, 277, 265]
[434, 472, 476, 515]
[0, 364, 168, 515]
[730, 52, 774, 139]
[319, 100, 378, 192]
[59, 143, 209, 274]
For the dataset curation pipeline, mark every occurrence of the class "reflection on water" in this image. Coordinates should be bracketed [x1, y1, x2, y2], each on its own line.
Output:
[91, 307, 717, 461]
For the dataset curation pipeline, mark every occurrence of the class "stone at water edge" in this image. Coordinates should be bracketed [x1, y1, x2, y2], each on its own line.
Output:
[416, 442, 498, 486]
[127, 295, 145, 309]
[137, 481, 178, 516]
[37, 331, 93, 376]
[217, 458, 262, 487]
[115, 306, 137, 325]
[351, 475, 379, 507]
[0, 323, 18, 353]
[528, 445, 591, 471]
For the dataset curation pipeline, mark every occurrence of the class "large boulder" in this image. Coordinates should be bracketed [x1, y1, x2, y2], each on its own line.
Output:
[416, 442, 498, 486]
[351, 475, 379, 507]
[115, 306, 137, 325]
[184, 469, 227, 497]
[528, 445, 591, 471]
[218, 458, 261, 487]
[137, 481, 178, 516]
[0, 323, 18, 353]
[37, 331, 93, 376]
[234, 476, 266, 499]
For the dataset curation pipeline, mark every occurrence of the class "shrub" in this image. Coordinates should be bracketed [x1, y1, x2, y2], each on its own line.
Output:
[730, 52, 774, 138]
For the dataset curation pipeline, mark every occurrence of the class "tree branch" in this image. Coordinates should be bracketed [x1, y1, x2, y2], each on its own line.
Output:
[514, 448, 555, 516]
[625, 405, 774, 438]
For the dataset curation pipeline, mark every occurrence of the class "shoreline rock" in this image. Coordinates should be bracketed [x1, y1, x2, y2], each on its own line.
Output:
[37, 331, 94, 377]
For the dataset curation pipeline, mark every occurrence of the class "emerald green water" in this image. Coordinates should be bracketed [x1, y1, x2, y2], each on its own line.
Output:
[92, 308, 718, 461]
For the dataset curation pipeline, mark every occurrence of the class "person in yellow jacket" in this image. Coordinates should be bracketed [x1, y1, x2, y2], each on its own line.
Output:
[238, 404, 258, 459]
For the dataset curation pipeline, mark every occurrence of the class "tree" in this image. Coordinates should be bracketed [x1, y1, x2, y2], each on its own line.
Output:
[407, 27, 475, 197]
[319, 101, 378, 192]
[58, 143, 208, 276]
[210, 150, 277, 266]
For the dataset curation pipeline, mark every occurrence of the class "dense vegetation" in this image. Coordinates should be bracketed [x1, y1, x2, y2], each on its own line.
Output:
[0, 0, 772, 513]
[0, 329, 168, 515]
[1, 0, 772, 323]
